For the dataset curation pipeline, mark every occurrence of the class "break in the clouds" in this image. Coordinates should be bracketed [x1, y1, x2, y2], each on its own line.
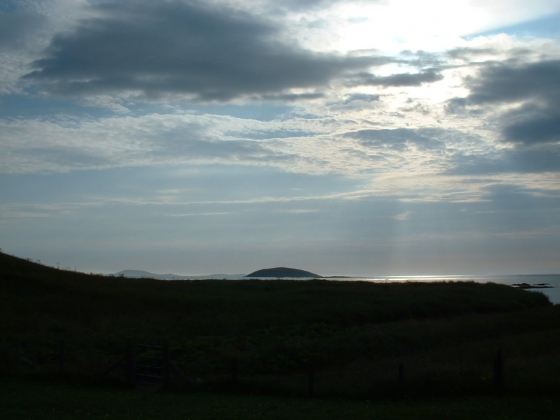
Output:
[2, 0, 560, 275]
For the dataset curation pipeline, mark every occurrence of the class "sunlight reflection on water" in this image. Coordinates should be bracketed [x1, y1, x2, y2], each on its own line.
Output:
[224, 274, 560, 304]
[342, 274, 560, 305]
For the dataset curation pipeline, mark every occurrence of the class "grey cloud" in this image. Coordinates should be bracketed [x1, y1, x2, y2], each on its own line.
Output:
[347, 69, 443, 88]
[507, 146, 560, 172]
[446, 46, 534, 63]
[446, 47, 498, 60]
[444, 98, 488, 117]
[465, 60, 560, 105]
[346, 128, 445, 151]
[344, 128, 539, 177]
[399, 50, 443, 68]
[145, 122, 295, 163]
[24, 0, 378, 101]
[448, 145, 560, 175]
[261, 92, 325, 101]
[503, 110, 560, 145]
[18, 146, 115, 170]
[0, 114, 299, 173]
[265, 0, 382, 13]
[267, 0, 338, 12]
[227, 129, 316, 140]
[450, 59, 560, 146]
[343, 93, 380, 104]
[0, 11, 46, 50]
[446, 98, 472, 115]
[478, 184, 560, 213]
[157, 137, 292, 163]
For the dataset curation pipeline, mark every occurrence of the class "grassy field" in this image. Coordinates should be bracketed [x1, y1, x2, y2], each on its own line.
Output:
[1, 251, 559, 400]
[2, 377, 559, 420]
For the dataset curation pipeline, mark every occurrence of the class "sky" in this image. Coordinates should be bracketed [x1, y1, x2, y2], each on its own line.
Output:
[1, 0, 560, 276]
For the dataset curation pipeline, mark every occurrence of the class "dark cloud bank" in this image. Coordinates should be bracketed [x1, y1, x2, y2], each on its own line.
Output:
[24, 0, 442, 101]
[24, 1, 371, 100]
[460, 59, 560, 145]
[449, 58, 560, 174]
[346, 69, 443, 87]
[0, 11, 46, 50]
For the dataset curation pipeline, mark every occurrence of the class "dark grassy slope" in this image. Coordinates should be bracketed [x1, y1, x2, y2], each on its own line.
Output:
[0, 252, 550, 337]
[1, 251, 559, 397]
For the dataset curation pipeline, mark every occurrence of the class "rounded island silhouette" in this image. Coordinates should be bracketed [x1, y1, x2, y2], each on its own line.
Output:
[246, 267, 321, 278]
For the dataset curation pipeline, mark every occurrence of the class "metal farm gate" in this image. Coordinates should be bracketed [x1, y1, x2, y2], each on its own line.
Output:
[133, 344, 167, 389]
[102, 342, 189, 389]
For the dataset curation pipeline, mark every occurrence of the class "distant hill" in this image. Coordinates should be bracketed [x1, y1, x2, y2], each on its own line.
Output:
[114, 270, 245, 280]
[246, 267, 321, 278]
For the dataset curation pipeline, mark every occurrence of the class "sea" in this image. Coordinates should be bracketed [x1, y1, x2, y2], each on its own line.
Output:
[242, 274, 560, 304]
[139, 270, 559, 305]
[329, 274, 560, 305]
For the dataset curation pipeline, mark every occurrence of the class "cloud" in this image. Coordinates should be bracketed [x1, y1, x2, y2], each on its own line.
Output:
[263, 0, 340, 12]
[394, 211, 411, 221]
[0, 11, 46, 50]
[0, 112, 306, 174]
[453, 59, 560, 145]
[446, 47, 499, 60]
[448, 145, 560, 175]
[0, 111, 476, 178]
[345, 128, 445, 151]
[445, 55, 560, 174]
[479, 183, 560, 211]
[502, 108, 560, 145]
[233, 0, 383, 15]
[261, 92, 325, 102]
[346, 69, 443, 87]
[24, 0, 380, 101]
[156, 136, 292, 164]
[341, 126, 560, 179]
[15, 145, 115, 169]
[465, 60, 560, 106]
[343, 93, 380, 104]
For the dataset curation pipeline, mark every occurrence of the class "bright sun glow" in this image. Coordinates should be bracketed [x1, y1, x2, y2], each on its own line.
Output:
[332, 0, 482, 52]
[311, 0, 560, 53]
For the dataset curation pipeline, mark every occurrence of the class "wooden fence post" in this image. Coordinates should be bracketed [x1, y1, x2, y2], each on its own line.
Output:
[162, 345, 171, 389]
[58, 341, 64, 376]
[125, 341, 134, 388]
[398, 362, 404, 395]
[308, 362, 314, 398]
[231, 358, 238, 387]
[493, 349, 503, 392]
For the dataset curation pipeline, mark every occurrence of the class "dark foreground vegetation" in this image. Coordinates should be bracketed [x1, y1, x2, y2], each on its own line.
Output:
[1, 251, 559, 409]
[2, 377, 560, 420]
